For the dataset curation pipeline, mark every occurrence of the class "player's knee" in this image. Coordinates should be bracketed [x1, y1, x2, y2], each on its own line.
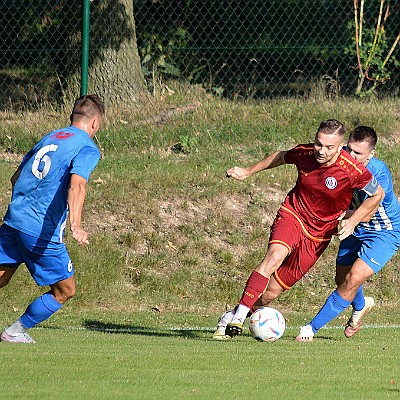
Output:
[340, 272, 362, 292]
[51, 283, 76, 303]
[67, 285, 76, 299]
[62, 285, 76, 302]
[55, 291, 75, 304]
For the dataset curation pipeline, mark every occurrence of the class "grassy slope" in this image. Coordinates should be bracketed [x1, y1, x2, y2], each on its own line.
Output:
[0, 88, 399, 318]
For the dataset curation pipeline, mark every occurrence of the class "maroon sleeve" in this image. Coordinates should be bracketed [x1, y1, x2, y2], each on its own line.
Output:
[284, 144, 314, 165]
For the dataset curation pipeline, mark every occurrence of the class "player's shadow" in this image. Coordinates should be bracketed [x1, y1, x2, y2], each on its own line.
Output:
[83, 319, 215, 340]
[309, 335, 339, 341]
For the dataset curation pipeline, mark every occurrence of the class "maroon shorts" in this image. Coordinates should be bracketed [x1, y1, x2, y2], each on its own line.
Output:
[269, 206, 331, 289]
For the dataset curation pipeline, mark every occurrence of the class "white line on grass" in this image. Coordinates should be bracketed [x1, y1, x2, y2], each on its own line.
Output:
[170, 324, 400, 331]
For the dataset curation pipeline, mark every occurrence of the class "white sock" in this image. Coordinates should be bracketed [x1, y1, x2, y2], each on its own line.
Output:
[219, 309, 235, 327]
[5, 320, 27, 336]
[233, 304, 250, 322]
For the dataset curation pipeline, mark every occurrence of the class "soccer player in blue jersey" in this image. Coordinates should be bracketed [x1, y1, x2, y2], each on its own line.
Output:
[0, 94, 105, 343]
[296, 125, 400, 341]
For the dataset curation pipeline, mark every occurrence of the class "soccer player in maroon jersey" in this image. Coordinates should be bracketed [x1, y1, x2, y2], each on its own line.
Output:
[213, 119, 384, 340]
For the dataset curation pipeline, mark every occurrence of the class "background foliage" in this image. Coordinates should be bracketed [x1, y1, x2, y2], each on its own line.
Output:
[0, 0, 399, 115]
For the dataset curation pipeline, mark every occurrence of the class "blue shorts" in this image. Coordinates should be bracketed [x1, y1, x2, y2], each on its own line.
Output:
[336, 228, 400, 273]
[0, 224, 74, 286]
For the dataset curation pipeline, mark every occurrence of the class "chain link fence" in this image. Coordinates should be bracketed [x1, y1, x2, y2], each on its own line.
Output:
[135, 0, 399, 99]
[0, 1, 82, 110]
[0, 1, 399, 124]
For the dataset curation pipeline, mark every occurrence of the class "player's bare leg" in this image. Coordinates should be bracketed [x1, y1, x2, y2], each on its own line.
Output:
[257, 275, 285, 307]
[334, 264, 352, 286]
[225, 244, 288, 338]
[50, 275, 76, 304]
[337, 259, 375, 338]
[297, 259, 376, 342]
[1, 276, 76, 343]
[225, 273, 286, 338]
[0, 268, 36, 343]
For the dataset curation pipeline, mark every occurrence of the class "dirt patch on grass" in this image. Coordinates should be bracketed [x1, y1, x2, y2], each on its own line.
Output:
[380, 130, 400, 147]
[0, 151, 22, 163]
[84, 188, 285, 268]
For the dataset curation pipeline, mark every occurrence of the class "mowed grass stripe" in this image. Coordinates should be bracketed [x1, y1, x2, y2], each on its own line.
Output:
[1, 325, 399, 400]
[32, 323, 400, 333]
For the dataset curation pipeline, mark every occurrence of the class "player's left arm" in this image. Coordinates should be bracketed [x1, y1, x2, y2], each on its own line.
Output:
[68, 173, 89, 245]
[338, 180, 384, 240]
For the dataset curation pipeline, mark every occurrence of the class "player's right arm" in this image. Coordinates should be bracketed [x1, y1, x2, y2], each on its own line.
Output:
[227, 150, 287, 180]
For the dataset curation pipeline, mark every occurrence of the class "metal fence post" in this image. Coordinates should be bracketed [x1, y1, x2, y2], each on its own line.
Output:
[81, 0, 90, 96]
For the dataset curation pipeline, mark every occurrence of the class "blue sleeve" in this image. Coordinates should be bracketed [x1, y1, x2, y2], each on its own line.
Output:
[365, 159, 392, 198]
[373, 163, 391, 194]
[362, 175, 379, 196]
[70, 146, 100, 181]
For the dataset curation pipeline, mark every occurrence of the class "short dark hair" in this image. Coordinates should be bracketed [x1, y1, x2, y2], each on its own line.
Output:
[71, 94, 105, 121]
[317, 119, 345, 137]
[348, 125, 377, 149]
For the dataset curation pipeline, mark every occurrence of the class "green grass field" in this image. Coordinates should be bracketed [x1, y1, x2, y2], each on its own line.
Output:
[0, 91, 400, 398]
[1, 310, 399, 399]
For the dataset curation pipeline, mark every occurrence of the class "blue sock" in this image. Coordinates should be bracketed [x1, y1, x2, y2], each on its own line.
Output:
[309, 290, 351, 333]
[20, 293, 63, 329]
[351, 286, 365, 311]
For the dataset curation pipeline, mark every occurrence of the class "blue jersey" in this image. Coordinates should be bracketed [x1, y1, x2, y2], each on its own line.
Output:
[351, 157, 400, 232]
[4, 126, 100, 243]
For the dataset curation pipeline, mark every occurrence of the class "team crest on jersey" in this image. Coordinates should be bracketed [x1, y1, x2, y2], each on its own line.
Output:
[325, 176, 337, 189]
[51, 131, 74, 140]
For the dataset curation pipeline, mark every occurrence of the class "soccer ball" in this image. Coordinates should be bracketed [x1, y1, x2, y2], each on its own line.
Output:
[248, 307, 285, 342]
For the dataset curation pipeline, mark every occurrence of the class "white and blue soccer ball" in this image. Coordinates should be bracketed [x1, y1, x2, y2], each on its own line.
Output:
[248, 307, 285, 342]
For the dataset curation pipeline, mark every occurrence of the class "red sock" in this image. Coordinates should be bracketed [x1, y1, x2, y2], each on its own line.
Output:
[239, 270, 269, 309]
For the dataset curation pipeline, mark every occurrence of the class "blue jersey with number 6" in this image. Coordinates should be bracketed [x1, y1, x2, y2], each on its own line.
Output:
[4, 126, 100, 243]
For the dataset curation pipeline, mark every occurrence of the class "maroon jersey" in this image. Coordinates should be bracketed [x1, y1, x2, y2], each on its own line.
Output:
[283, 144, 375, 239]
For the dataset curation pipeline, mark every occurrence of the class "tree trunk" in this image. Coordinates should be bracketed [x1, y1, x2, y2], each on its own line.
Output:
[64, 0, 147, 110]
[89, 0, 147, 108]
